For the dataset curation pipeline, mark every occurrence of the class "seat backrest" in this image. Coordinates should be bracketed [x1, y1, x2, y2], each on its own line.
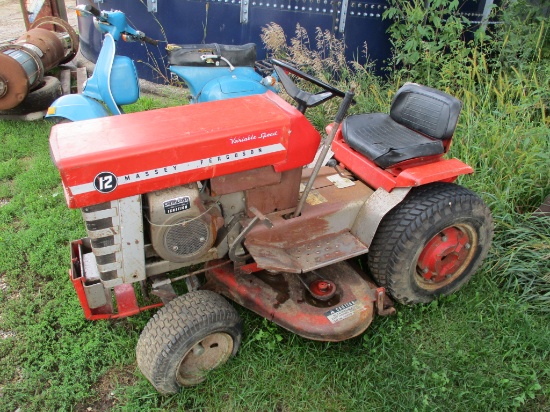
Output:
[390, 83, 462, 140]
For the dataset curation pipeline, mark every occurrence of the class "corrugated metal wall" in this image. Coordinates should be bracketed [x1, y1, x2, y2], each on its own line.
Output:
[77, 0, 493, 81]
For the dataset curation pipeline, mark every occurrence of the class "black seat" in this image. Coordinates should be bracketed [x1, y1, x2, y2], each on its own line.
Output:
[167, 43, 257, 67]
[342, 83, 462, 168]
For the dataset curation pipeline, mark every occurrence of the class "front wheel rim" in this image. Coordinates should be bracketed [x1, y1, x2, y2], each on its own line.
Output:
[176, 332, 234, 386]
[416, 224, 477, 289]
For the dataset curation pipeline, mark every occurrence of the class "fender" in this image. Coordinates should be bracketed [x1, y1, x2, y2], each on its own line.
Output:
[198, 74, 275, 103]
[332, 130, 473, 192]
[394, 158, 473, 187]
[170, 66, 276, 103]
[46, 94, 110, 122]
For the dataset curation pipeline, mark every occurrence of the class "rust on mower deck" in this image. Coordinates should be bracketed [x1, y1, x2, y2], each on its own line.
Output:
[204, 259, 395, 342]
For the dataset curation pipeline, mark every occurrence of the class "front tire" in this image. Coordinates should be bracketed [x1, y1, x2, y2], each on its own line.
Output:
[368, 183, 493, 305]
[136, 290, 242, 394]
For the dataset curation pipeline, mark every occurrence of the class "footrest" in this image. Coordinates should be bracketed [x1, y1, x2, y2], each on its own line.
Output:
[254, 59, 274, 76]
[247, 231, 368, 273]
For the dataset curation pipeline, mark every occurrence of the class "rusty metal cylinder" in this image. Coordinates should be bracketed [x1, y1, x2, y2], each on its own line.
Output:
[2, 46, 42, 88]
[0, 17, 78, 110]
[17, 28, 67, 71]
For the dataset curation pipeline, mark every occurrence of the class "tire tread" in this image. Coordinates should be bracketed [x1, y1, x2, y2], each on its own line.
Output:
[368, 183, 493, 304]
[136, 290, 241, 394]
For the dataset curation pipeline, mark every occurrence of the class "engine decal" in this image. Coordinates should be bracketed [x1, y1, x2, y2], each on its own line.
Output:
[163, 196, 191, 214]
[71, 143, 286, 195]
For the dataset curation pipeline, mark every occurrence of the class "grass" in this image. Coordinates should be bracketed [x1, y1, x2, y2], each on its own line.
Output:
[1, 94, 548, 411]
[1, 2, 549, 410]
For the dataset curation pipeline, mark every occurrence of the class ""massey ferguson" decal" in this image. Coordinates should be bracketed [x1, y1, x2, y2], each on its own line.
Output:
[72, 143, 285, 195]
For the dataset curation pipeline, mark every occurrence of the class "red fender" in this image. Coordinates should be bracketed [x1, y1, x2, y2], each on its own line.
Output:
[331, 127, 473, 191]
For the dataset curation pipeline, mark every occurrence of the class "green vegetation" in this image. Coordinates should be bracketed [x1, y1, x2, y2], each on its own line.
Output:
[263, 0, 549, 311]
[0, 1, 548, 410]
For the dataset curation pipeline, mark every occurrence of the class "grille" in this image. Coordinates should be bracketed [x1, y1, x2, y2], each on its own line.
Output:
[163, 218, 211, 259]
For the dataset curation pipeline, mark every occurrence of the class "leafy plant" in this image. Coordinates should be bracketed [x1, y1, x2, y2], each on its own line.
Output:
[383, 0, 473, 88]
[247, 318, 284, 351]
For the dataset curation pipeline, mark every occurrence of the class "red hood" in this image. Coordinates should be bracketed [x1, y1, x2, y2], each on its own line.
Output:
[50, 91, 320, 208]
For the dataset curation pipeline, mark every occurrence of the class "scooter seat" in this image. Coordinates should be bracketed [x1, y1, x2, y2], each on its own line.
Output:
[168, 43, 257, 67]
[342, 83, 462, 169]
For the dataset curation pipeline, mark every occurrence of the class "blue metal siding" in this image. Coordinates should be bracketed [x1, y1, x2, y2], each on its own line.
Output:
[77, 0, 489, 81]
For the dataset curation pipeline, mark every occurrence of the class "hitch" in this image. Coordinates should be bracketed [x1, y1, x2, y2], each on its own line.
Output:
[375, 287, 396, 316]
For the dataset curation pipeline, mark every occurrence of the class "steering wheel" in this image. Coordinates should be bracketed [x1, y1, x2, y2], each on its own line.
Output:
[271, 58, 346, 113]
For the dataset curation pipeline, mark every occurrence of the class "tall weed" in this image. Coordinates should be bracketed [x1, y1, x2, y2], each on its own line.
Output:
[261, 22, 349, 84]
[261, 22, 386, 129]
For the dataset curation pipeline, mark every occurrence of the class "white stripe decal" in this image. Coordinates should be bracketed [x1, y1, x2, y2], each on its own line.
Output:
[70, 143, 286, 196]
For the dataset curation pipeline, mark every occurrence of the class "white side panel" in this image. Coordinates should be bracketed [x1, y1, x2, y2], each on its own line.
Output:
[118, 195, 146, 284]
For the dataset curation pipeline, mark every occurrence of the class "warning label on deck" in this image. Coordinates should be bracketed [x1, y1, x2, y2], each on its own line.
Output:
[324, 300, 357, 324]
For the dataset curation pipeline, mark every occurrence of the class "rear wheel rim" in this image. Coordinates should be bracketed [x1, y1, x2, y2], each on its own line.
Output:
[416, 224, 477, 289]
[176, 332, 233, 386]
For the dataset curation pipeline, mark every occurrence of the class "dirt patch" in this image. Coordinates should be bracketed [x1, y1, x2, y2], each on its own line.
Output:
[0, 273, 7, 291]
[73, 365, 138, 412]
[0, 0, 27, 42]
[0, 330, 16, 339]
[535, 194, 550, 215]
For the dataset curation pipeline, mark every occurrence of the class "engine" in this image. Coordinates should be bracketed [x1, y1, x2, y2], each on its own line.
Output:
[146, 185, 219, 263]
[80, 184, 223, 289]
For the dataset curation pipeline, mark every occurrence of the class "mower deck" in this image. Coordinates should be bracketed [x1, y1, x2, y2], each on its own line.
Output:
[204, 260, 394, 341]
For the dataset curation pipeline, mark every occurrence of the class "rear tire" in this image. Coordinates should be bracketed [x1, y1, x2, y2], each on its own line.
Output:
[136, 290, 242, 394]
[368, 183, 493, 305]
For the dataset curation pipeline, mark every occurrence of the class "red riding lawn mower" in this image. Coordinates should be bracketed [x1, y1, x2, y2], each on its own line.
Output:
[49, 59, 493, 394]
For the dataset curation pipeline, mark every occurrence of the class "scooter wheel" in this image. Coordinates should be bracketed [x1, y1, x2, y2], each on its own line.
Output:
[368, 182, 493, 305]
[0, 76, 62, 115]
[136, 290, 242, 394]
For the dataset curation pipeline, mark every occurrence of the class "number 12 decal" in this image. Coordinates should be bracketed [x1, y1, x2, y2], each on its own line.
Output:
[93, 171, 118, 193]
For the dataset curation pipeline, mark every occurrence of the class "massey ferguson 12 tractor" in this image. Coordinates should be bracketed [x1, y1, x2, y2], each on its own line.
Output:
[49, 60, 493, 394]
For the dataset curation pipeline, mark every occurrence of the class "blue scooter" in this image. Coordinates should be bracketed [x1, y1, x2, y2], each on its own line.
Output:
[46, 5, 277, 122]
